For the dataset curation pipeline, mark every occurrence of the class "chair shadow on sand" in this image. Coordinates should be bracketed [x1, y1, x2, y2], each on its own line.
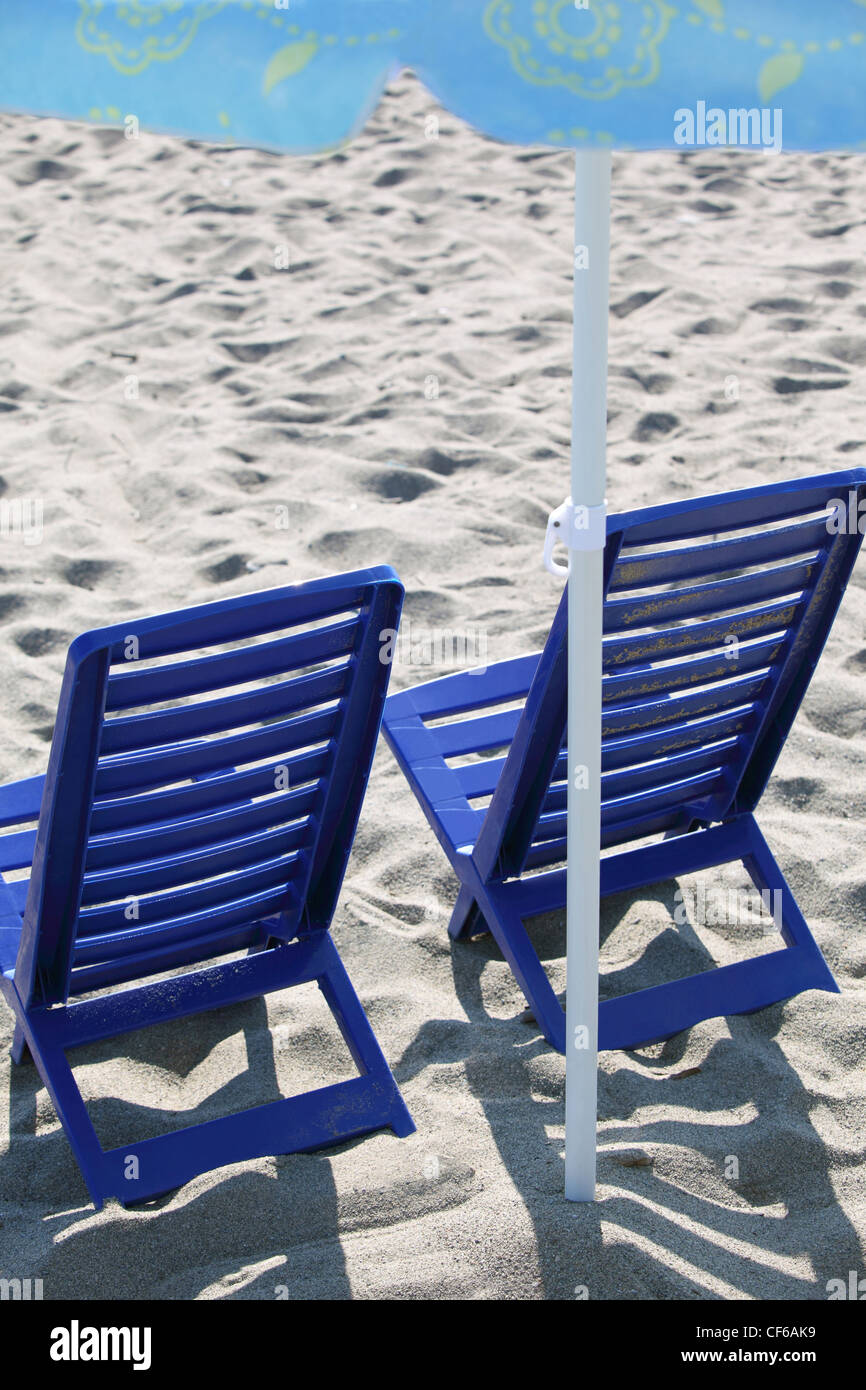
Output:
[2, 993, 356, 1300]
[395, 875, 864, 1301]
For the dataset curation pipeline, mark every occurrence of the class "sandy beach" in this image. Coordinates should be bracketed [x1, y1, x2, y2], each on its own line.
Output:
[1, 71, 865, 1300]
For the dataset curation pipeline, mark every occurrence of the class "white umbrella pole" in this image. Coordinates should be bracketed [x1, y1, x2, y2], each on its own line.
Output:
[564, 150, 611, 1202]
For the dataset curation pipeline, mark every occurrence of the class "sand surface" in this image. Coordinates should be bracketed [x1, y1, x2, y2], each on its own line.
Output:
[1, 73, 865, 1300]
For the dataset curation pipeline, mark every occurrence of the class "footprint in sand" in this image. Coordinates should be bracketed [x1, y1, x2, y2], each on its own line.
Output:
[822, 336, 866, 367]
[11, 158, 78, 185]
[774, 777, 821, 809]
[633, 411, 679, 443]
[21, 702, 55, 743]
[611, 289, 665, 320]
[686, 316, 738, 336]
[364, 468, 440, 503]
[0, 595, 24, 621]
[201, 554, 249, 584]
[750, 296, 812, 315]
[374, 167, 412, 188]
[819, 280, 856, 300]
[414, 448, 475, 476]
[15, 628, 67, 657]
[773, 370, 849, 395]
[63, 559, 119, 590]
[220, 340, 293, 364]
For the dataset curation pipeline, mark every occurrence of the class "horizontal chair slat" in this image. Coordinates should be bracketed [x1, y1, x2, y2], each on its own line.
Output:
[522, 836, 569, 871]
[0, 826, 38, 872]
[452, 723, 754, 818]
[601, 635, 783, 706]
[600, 808, 685, 852]
[89, 747, 330, 835]
[67, 919, 275, 994]
[601, 670, 770, 738]
[105, 617, 360, 710]
[603, 558, 817, 633]
[613, 482, 840, 546]
[403, 653, 538, 720]
[73, 881, 294, 964]
[521, 799, 706, 868]
[455, 733, 746, 814]
[101, 661, 351, 755]
[94, 706, 340, 796]
[538, 739, 742, 818]
[602, 597, 801, 668]
[539, 781, 567, 815]
[104, 584, 369, 665]
[609, 516, 830, 591]
[599, 737, 741, 802]
[455, 756, 508, 800]
[532, 767, 725, 850]
[85, 785, 318, 871]
[81, 819, 308, 905]
[601, 704, 757, 771]
[603, 766, 726, 825]
[429, 707, 522, 760]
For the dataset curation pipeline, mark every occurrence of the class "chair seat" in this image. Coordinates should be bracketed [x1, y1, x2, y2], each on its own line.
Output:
[3, 878, 29, 914]
[0, 774, 45, 829]
[0, 875, 23, 976]
[385, 653, 539, 857]
[0, 776, 34, 973]
[387, 647, 739, 871]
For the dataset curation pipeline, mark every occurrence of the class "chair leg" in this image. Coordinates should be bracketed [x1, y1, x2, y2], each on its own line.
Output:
[11, 1017, 28, 1064]
[741, 816, 838, 990]
[597, 814, 838, 1050]
[462, 815, 838, 1055]
[447, 883, 488, 941]
[19, 1015, 108, 1207]
[13, 936, 413, 1208]
[475, 883, 566, 1051]
[315, 935, 415, 1138]
[598, 941, 835, 1051]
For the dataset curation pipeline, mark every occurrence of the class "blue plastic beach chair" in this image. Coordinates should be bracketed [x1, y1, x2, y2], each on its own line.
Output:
[0, 567, 414, 1208]
[382, 471, 866, 1053]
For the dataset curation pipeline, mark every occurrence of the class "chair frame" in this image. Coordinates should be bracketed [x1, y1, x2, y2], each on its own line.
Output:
[383, 471, 866, 1053]
[1, 567, 413, 1208]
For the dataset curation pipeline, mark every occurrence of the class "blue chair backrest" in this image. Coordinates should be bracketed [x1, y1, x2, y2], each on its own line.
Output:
[15, 568, 403, 1008]
[473, 470, 866, 880]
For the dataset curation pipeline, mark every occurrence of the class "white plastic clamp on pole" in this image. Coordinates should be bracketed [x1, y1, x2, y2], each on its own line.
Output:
[543, 496, 607, 575]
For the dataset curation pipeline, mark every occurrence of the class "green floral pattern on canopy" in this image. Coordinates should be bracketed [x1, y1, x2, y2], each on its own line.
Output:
[484, 0, 679, 101]
[74, 2, 229, 76]
[0, 1, 864, 151]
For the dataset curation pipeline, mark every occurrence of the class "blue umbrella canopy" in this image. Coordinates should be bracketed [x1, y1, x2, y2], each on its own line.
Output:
[1, 1, 865, 153]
